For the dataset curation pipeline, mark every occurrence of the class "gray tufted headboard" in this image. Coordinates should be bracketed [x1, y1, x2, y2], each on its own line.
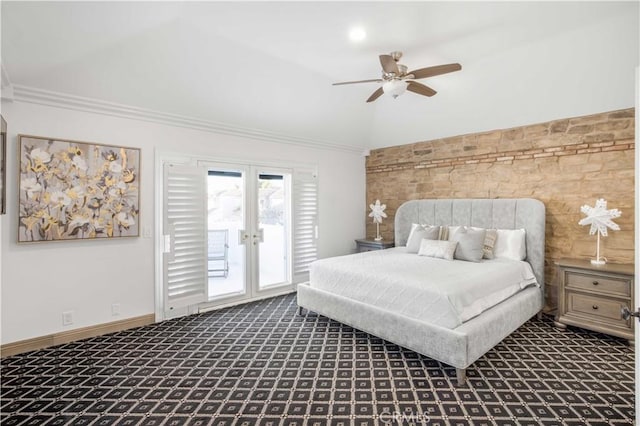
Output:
[394, 198, 546, 289]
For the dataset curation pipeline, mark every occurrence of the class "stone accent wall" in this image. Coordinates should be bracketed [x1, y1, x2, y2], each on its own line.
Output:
[366, 108, 635, 310]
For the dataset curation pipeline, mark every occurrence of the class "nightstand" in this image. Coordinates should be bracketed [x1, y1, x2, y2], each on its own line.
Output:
[554, 258, 635, 343]
[355, 239, 394, 253]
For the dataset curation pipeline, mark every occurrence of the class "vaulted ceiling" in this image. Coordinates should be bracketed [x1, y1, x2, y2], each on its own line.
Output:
[2, 2, 638, 151]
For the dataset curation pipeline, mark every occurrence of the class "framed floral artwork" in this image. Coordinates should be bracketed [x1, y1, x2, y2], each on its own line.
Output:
[18, 135, 140, 242]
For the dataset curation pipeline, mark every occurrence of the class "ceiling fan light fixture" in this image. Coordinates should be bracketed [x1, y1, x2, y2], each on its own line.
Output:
[332, 51, 461, 103]
[382, 79, 408, 99]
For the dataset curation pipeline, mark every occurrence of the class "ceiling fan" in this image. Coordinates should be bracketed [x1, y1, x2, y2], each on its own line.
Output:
[333, 51, 461, 102]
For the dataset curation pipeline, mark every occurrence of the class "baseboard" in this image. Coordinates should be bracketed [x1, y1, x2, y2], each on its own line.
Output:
[1, 314, 155, 358]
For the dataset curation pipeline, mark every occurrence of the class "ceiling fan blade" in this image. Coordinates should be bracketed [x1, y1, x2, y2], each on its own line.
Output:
[366, 87, 384, 103]
[379, 54, 399, 75]
[332, 79, 383, 86]
[408, 63, 462, 80]
[407, 81, 437, 97]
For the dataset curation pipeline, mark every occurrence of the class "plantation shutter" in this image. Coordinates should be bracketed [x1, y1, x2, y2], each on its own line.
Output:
[292, 168, 318, 283]
[163, 163, 208, 312]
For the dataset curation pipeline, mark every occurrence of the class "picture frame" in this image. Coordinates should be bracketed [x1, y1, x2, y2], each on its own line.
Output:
[0, 115, 6, 215]
[18, 135, 140, 242]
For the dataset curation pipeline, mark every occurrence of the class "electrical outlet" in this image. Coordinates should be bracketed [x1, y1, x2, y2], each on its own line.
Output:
[111, 303, 121, 316]
[62, 311, 74, 326]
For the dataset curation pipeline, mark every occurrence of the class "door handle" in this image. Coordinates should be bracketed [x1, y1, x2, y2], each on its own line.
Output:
[621, 307, 640, 320]
[252, 229, 264, 244]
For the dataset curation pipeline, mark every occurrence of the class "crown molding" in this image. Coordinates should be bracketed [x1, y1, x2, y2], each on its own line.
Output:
[1, 64, 15, 101]
[11, 85, 363, 153]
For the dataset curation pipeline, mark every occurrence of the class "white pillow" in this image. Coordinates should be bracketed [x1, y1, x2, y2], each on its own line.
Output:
[417, 239, 458, 261]
[450, 227, 486, 262]
[405, 223, 422, 244]
[444, 226, 461, 241]
[406, 224, 440, 253]
[493, 229, 527, 261]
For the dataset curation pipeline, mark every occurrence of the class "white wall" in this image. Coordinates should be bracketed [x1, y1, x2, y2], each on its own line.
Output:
[0, 100, 366, 344]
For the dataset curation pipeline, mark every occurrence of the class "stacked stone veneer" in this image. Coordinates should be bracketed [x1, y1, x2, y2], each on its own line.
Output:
[366, 108, 635, 310]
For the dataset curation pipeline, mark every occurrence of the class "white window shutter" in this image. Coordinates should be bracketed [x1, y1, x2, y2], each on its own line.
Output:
[163, 163, 208, 312]
[292, 168, 318, 283]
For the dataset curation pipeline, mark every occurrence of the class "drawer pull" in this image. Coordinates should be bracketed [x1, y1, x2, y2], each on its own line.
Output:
[622, 307, 640, 320]
[592, 281, 599, 286]
[592, 305, 599, 310]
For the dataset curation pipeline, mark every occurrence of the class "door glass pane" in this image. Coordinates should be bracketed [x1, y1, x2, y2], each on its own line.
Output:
[207, 170, 245, 298]
[258, 173, 290, 288]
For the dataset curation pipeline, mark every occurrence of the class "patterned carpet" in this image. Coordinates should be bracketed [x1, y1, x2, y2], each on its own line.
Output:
[1, 293, 635, 425]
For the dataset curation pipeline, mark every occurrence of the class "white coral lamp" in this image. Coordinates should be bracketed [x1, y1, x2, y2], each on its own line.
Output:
[368, 199, 387, 241]
[578, 198, 621, 265]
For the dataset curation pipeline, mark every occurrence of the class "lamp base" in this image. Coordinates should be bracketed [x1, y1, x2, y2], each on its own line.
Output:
[374, 237, 383, 241]
[590, 259, 606, 265]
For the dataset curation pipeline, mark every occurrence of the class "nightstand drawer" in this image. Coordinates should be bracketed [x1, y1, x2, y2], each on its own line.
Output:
[566, 292, 630, 327]
[565, 271, 631, 297]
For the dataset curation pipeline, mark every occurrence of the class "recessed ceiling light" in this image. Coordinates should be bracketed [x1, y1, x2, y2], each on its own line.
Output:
[349, 27, 366, 42]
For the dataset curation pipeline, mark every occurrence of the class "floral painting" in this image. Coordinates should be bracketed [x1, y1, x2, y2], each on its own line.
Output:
[18, 135, 140, 242]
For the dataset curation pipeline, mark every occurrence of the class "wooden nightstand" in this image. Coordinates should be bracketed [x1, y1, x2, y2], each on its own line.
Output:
[355, 239, 394, 253]
[554, 258, 635, 343]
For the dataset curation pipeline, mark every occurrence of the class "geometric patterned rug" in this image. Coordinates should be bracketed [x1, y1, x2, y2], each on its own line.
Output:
[1, 293, 634, 425]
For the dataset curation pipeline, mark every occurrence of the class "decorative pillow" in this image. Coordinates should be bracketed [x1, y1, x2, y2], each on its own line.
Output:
[493, 229, 527, 261]
[445, 226, 496, 259]
[482, 229, 498, 259]
[406, 224, 440, 253]
[417, 239, 458, 261]
[442, 226, 459, 242]
[450, 227, 486, 262]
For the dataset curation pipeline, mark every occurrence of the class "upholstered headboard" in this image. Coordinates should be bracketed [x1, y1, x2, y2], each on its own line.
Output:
[394, 198, 546, 288]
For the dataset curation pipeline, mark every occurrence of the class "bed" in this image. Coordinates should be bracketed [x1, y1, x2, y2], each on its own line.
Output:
[297, 198, 545, 385]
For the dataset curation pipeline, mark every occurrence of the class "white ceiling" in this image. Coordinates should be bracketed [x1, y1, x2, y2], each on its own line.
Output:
[1, 1, 638, 150]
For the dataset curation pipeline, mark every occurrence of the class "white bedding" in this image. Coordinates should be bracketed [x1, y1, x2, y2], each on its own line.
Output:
[309, 247, 538, 329]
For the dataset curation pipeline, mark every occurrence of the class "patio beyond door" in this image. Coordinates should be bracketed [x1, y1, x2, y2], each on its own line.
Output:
[207, 164, 292, 303]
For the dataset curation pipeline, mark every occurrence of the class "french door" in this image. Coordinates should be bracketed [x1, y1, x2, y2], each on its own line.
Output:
[159, 157, 317, 319]
[205, 163, 293, 303]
